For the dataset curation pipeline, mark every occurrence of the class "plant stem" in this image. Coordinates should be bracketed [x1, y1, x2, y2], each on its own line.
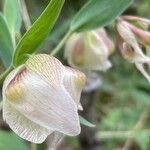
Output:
[30, 143, 37, 150]
[0, 65, 14, 86]
[121, 110, 148, 150]
[50, 30, 72, 56]
[0, 101, 3, 111]
[97, 129, 150, 139]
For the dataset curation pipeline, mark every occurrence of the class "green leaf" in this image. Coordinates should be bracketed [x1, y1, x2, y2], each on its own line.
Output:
[0, 13, 13, 67]
[79, 116, 95, 128]
[4, 0, 22, 34]
[0, 130, 28, 150]
[13, 0, 65, 67]
[71, 0, 133, 32]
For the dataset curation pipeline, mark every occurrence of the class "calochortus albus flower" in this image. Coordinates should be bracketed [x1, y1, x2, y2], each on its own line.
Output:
[117, 16, 150, 81]
[2, 54, 86, 144]
[65, 28, 114, 71]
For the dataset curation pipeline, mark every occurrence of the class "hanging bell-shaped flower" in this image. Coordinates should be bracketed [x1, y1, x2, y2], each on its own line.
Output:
[65, 28, 114, 71]
[2, 54, 86, 144]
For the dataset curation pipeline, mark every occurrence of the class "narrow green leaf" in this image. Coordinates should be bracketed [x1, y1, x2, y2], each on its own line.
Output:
[0, 13, 13, 67]
[79, 116, 95, 128]
[71, 0, 133, 32]
[0, 130, 28, 150]
[4, 0, 22, 34]
[13, 0, 65, 67]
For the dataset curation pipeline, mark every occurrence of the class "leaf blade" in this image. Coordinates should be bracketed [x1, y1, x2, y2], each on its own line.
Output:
[71, 0, 133, 32]
[0, 13, 13, 67]
[79, 116, 95, 128]
[0, 130, 28, 150]
[13, 0, 65, 66]
[4, 0, 22, 34]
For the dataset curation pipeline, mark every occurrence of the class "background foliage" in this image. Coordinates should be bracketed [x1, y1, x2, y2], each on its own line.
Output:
[0, 0, 150, 150]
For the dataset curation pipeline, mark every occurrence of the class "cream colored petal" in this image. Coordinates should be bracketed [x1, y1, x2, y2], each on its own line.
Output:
[5, 70, 80, 136]
[47, 132, 64, 150]
[89, 31, 109, 56]
[135, 63, 150, 82]
[65, 33, 85, 68]
[117, 20, 145, 58]
[3, 65, 25, 92]
[63, 67, 86, 109]
[97, 28, 114, 54]
[83, 32, 112, 71]
[121, 16, 150, 26]
[65, 33, 82, 59]
[83, 51, 112, 71]
[26, 54, 65, 85]
[3, 99, 51, 143]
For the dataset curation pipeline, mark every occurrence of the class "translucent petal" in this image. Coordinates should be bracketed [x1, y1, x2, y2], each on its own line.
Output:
[117, 20, 145, 58]
[63, 67, 86, 108]
[3, 65, 25, 91]
[83, 52, 112, 71]
[89, 31, 109, 56]
[83, 32, 112, 71]
[5, 70, 80, 136]
[65, 33, 85, 68]
[3, 99, 51, 143]
[65, 32, 111, 71]
[25, 54, 65, 85]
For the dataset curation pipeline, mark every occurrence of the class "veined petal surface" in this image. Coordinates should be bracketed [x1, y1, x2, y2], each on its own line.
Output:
[63, 67, 86, 107]
[3, 99, 51, 143]
[3, 54, 84, 143]
[4, 55, 81, 136]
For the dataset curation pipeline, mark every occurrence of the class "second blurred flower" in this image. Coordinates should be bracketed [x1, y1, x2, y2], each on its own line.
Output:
[65, 28, 114, 71]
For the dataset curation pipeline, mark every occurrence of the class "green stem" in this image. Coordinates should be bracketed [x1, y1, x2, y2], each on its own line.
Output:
[50, 30, 73, 56]
[0, 65, 14, 86]
[97, 129, 150, 139]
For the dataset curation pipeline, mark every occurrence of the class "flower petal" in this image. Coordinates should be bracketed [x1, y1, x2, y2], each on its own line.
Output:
[97, 29, 114, 54]
[83, 32, 112, 71]
[65, 33, 85, 68]
[26, 54, 65, 85]
[65, 31, 112, 71]
[63, 67, 86, 108]
[3, 99, 51, 143]
[117, 20, 145, 58]
[5, 70, 80, 136]
[128, 23, 150, 45]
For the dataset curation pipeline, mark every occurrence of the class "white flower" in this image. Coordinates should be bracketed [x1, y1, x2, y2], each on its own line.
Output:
[65, 28, 114, 71]
[117, 16, 150, 82]
[2, 54, 86, 144]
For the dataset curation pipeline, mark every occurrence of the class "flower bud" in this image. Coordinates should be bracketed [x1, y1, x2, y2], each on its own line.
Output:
[2, 54, 86, 144]
[117, 16, 150, 82]
[121, 16, 150, 45]
[65, 28, 114, 71]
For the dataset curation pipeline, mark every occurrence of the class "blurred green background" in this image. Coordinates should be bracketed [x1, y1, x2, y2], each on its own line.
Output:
[0, 0, 150, 150]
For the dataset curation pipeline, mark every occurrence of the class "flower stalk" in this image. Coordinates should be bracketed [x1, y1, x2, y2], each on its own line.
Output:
[0, 101, 3, 111]
[50, 30, 73, 56]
